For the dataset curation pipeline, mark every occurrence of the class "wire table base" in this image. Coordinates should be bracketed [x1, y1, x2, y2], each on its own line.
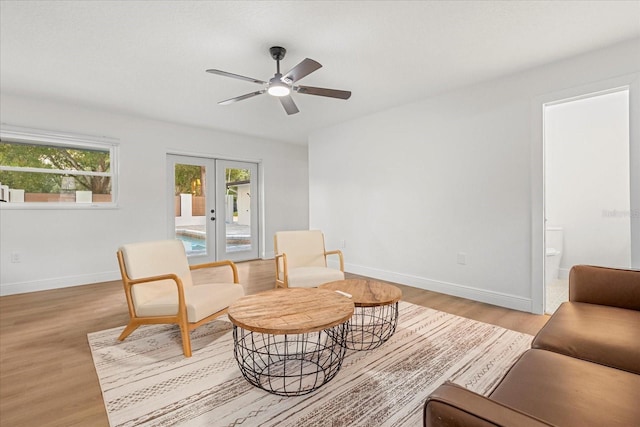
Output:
[319, 280, 402, 351]
[232, 322, 349, 396]
[330, 302, 399, 351]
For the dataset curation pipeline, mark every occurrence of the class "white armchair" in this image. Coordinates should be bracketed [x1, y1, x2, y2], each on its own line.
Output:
[274, 230, 345, 288]
[116, 239, 245, 357]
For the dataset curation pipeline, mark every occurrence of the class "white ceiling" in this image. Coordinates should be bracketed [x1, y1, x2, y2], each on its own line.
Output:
[1, 1, 639, 144]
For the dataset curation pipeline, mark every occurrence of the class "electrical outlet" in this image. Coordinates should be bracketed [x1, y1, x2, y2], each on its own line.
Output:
[11, 252, 21, 263]
[457, 252, 467, 265]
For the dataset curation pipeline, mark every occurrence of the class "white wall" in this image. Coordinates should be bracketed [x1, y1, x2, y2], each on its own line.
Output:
[309, 38, 640, 313]
[545, 90, 631, 276]
[0, 94, 309, 295]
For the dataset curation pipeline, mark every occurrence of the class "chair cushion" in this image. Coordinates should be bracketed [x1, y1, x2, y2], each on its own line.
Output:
[532, 301, 640, 374]
[275, 230, 328, 269]
[285, 267, 345, 288]
[120, 240, 194, 306]
[490, 349, 640, 427]
[135, 282, 245, 322]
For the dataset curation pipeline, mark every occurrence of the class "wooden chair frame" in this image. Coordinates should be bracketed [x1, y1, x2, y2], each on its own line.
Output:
[116, 250, 240, 357]
[274, 236, 344, 288]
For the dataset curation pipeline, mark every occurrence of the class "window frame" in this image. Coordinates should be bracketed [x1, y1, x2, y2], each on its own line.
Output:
[0, 125, 119, 209]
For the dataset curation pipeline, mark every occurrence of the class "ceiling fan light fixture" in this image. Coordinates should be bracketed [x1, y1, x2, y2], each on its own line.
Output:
[267, 78, 290, 97]
[207, 46, 351, 115]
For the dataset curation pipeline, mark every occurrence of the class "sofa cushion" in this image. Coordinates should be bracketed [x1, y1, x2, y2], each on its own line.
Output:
[490, 349, 640, 427]
[532, 301, 640, 374]
[569, 265, 640, 310]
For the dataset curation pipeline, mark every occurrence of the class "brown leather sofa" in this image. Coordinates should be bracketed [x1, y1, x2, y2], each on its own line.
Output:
[423, 265, 640, 427]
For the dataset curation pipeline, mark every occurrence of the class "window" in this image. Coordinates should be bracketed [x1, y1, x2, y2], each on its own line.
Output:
[0, 126, 118, 207]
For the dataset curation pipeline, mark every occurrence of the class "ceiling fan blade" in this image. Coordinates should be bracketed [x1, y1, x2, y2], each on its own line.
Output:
[206, 69, 267, 85]
[279, 95, 300, 115]
[295, 85, 352, 100]
[282, 58, 322, 83]
[218, 89, 267, 105]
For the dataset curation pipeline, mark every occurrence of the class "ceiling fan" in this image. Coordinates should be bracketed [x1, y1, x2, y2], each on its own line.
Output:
[206, 46, 351, 115]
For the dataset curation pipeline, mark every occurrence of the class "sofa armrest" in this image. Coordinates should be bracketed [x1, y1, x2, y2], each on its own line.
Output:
[569, 265, 640, 310]
[424, 382, 554, 427]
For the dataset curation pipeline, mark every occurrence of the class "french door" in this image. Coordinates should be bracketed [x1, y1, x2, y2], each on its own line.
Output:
[167, 155, 259, 263]
[215, 159, 259, 261]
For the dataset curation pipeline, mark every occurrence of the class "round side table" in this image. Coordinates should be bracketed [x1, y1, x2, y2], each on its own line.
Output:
[227, 288, 354, 396]
[319, 279, 402, 351]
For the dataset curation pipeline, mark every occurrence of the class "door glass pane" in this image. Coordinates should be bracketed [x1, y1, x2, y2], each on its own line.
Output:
[174, 163, 207, 256]
[225, 167, 252, 253]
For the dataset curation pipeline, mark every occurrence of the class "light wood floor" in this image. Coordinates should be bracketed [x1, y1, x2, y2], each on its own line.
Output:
[0, 259, 549, 427]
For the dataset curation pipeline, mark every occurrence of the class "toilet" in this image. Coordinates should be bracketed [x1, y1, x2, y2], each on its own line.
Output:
[545, 226, 564, 286]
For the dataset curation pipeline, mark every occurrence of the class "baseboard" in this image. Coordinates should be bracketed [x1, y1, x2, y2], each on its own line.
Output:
[336, 261, 533, 313]
[0, 271, 121, 296]
[3, 261, 534, 311]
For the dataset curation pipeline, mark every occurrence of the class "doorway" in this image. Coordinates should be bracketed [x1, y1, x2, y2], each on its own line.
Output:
[543, 89, 631, 313]
[167, 155, 259, 263]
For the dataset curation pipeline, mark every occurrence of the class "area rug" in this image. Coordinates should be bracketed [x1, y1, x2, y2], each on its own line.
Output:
[88, 301, 532, 427]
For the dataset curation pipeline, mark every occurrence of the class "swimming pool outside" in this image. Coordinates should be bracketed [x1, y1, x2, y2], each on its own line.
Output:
[176, 223, 252, 255]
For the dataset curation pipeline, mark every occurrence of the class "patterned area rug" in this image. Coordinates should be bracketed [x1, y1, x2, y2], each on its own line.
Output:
[88, 301, 532, 427]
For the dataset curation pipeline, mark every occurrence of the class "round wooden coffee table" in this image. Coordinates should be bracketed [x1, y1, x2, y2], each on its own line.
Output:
[227, 288, 354, 396]
[319, 279, 402, 350]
